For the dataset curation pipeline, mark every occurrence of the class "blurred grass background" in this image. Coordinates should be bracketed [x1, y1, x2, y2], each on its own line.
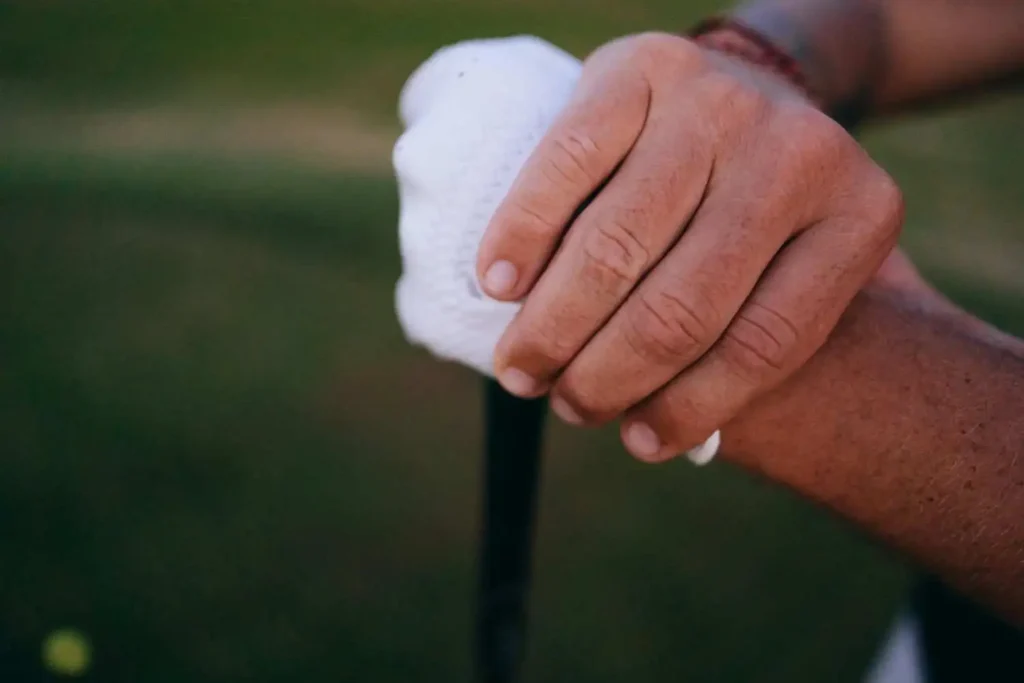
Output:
[0, 1, 1021, 681]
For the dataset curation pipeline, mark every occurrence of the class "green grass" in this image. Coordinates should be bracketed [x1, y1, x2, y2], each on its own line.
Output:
[0, 158, 916, 683]
[0, 0, 721, 115]
[0, 1, 1022, 682]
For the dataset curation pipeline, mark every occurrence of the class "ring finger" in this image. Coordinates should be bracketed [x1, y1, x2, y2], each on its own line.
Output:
[493, 115, 714, 396]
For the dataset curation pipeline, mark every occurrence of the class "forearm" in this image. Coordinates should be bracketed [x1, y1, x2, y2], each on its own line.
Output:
[721, 283, 1024, 625]
[730, 0, 1024, 123]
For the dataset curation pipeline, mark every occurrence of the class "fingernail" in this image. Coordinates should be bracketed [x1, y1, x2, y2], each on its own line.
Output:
[624, 422, 662, 461]
[483, 260, 518, 296]
[499, 367, 537, 396]
[551, 396, 583, 425]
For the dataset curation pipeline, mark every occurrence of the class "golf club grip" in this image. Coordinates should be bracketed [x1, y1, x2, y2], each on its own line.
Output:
[476, 379, 547, 683]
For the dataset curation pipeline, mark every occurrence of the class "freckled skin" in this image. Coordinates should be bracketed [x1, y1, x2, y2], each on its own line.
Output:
[689, 6, 1024, 620]
[476, 0, 1024, 457]
[478, 33, 902, 454]
[473, 0, 1024, 623]
[721, 255, 1024, 625]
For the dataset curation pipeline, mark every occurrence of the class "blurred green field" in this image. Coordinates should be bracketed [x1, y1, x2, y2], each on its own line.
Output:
[0, 2, 1021, 682]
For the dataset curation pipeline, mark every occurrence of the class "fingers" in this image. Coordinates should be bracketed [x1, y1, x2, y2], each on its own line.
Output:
[549, 188, 789, 422]
[620, 212, 900, 462]
[874, 248, 928, 291]
[491, 113, 715, 397]
[475, 62, 651, 301]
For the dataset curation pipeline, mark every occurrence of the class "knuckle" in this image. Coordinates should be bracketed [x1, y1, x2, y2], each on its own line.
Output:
[631, 31, 698, 62]
[544, 129, 600, 187]
[504, 194, 564, 241]
[580, 214, 651, 285]
[778, 106, 851, 176]
[791, 106, 848, 150]
[863, 169, 905, 238]
[700, 72, 766, 123]
[624, 288, 714, 363]
[717, 302, 799, 380]
[755, 107, 854, 214]
[607, 32, 704, 78]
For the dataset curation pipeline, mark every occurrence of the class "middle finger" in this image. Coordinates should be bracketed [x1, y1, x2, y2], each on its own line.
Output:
[552, 167, 801, 423]
[493, 116, 714, 396]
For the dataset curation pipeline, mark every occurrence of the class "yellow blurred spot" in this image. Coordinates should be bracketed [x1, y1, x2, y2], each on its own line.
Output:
[42, 628, 91, 677]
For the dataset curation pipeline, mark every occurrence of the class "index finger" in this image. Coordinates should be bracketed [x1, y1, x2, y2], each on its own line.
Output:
[475, 64, 651, 301]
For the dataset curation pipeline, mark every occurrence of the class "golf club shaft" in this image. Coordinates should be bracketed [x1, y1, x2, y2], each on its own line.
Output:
[476, 379, 547, 683]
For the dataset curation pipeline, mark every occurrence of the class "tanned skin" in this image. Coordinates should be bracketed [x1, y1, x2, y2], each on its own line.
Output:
[717, 253, 1024, 625]
[469, 0, 1024, 624]
[470, 0, 1024, 472]
[734, 0, 1024, 118]
[712, 0, 1024, 625]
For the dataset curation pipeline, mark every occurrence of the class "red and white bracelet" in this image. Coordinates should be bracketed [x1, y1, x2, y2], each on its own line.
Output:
[690, 15, 821, 107]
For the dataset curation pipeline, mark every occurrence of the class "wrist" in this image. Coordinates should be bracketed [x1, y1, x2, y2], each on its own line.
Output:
[695, 1, 886, 130]
[691, 17, 821, 107]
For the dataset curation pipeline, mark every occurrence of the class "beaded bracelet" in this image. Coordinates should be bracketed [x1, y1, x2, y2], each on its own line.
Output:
[690, 15, 821, 107]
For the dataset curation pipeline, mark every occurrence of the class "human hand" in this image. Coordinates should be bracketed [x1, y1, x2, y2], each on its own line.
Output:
[475, 32, 904, 462]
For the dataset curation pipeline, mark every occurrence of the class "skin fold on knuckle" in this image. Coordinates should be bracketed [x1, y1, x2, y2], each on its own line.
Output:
[502, 193, 567, 245]
[541, 129, 602, 189]
[717, 302, 800, 382]
[477, 189, 562, 277]
[579, 214, 651, 288]
[624, 288, 713, 365]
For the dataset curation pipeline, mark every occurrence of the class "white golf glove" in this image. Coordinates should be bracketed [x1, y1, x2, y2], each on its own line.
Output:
[392, 36, 720, 465]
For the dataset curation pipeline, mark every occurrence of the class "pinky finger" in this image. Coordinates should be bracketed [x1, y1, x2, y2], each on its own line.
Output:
[621, 216, 897, 463]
